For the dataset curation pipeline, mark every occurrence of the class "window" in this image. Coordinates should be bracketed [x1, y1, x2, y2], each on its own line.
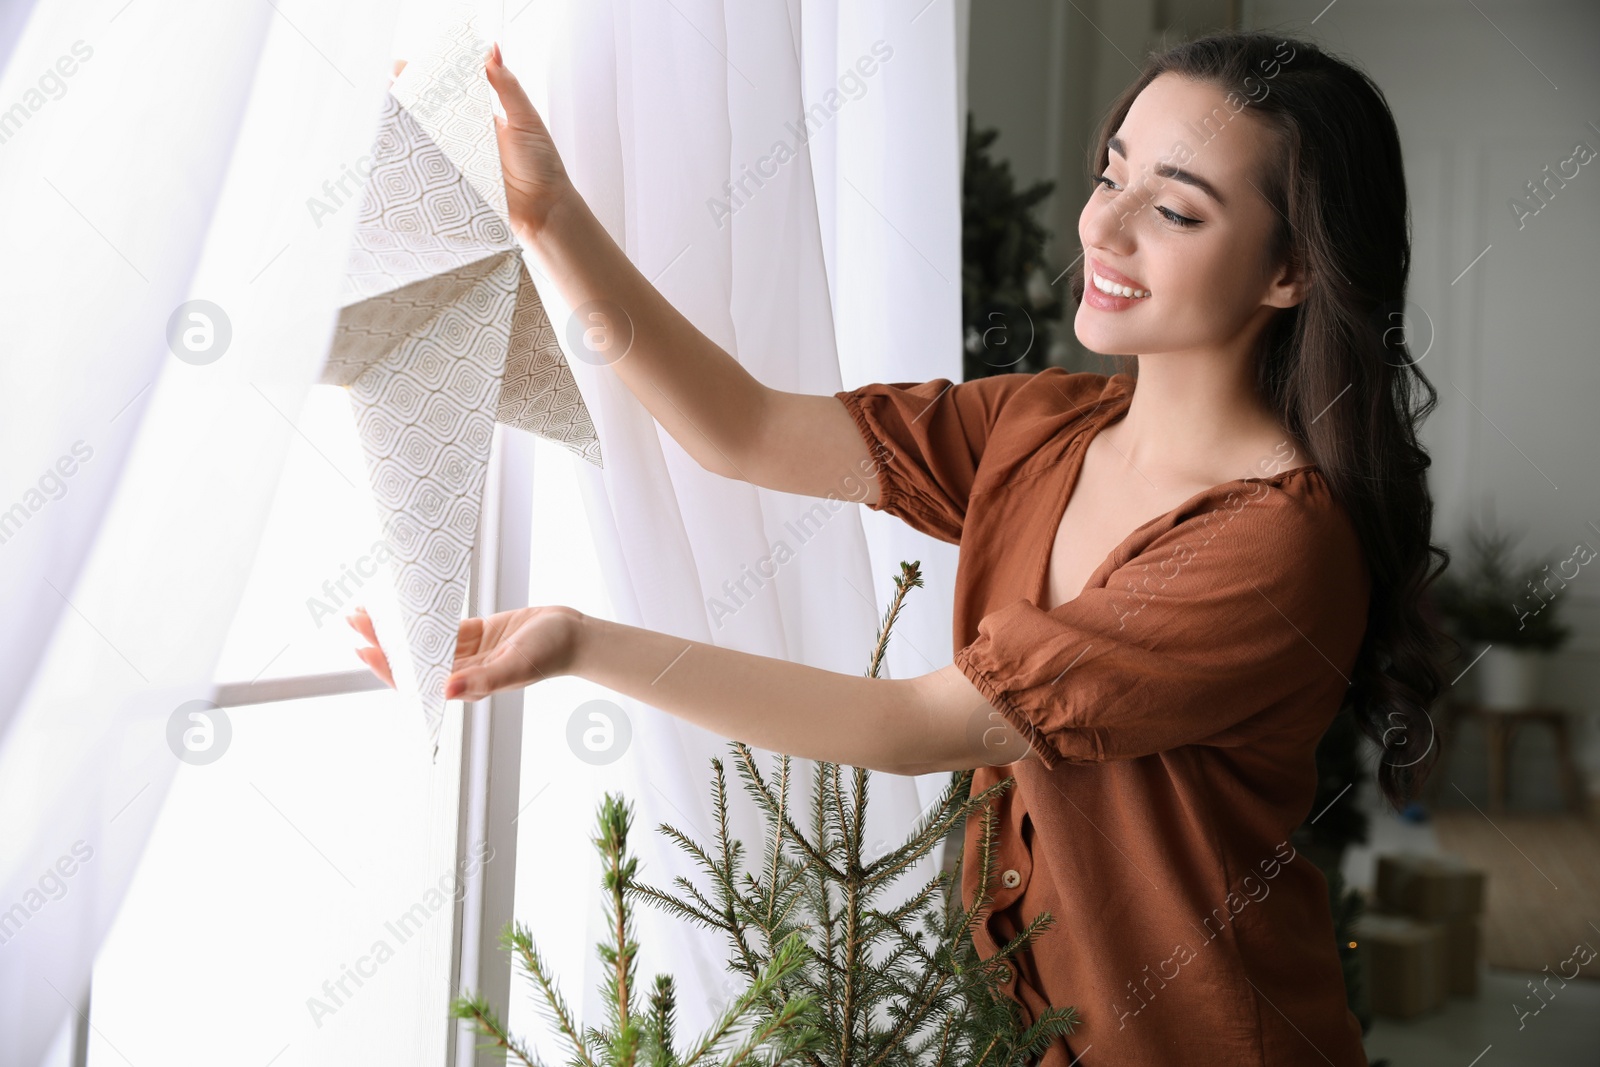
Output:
[78, 386, 532, 1066]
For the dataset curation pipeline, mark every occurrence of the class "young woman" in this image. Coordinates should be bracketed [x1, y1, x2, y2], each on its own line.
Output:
[353, 31, 1448, 1067]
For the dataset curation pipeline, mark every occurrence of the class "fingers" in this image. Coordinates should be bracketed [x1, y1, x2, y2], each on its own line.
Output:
[455, 615, 486, 658]
[346, 607, 395, 688]
[348, 607, 520, 700]
[482, 42, 543, 130]
[346, 606, 379, 646]
[355, 645, 396, 688]
[445, 647, 526, 702]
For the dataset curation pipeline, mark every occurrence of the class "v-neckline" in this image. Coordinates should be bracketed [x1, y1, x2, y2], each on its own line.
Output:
[1034, 378, 1321, 613]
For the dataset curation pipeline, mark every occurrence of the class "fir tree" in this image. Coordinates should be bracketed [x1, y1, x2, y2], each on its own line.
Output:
[1325, 866, 1370, 1032]
[962, 113, 1064, 381]
[452, 793, 826, 1067]
[1292, 710, 1374, 1035]
[630, 561, 1079, 1066]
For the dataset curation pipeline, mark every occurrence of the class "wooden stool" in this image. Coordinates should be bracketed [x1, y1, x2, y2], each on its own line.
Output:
[1437, 701, 1586, 814]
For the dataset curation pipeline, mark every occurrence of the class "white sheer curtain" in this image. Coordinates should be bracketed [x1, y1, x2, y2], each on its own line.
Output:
[0, 2, 401, 1061]
[508, 0, 970, 1037]
[0, 0, 969, 1059]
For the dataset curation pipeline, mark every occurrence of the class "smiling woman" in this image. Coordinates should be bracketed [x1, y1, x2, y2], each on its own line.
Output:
[344, 28, 1451, 1067]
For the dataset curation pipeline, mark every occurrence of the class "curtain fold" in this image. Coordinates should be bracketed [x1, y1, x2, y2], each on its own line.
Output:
[509, 0, 969, 1038]
[0, 0, 967, 1059]
[814, 1, 967, 720]
[0, 2, 402, 1061]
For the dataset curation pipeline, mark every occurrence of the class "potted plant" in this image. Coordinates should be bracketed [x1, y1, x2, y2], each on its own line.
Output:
[1432, 515, 1576, 709]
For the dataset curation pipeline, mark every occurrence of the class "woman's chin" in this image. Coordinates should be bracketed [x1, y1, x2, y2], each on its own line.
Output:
[1073, 310, 1139, 357]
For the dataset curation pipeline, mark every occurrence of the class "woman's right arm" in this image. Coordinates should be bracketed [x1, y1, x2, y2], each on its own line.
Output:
[484, 46, 880, 506]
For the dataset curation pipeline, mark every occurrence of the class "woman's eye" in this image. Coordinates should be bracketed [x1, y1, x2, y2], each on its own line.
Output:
[1095, 175, 1200, 228]
[1156, 206, 1200, 228]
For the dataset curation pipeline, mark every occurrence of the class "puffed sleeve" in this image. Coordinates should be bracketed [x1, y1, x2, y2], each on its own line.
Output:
[834, 373, 1036, 544]
[952, 473, 1370, 768]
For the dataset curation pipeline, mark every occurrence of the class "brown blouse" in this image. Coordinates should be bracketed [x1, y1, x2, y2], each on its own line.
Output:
[835, 369, 1370, 1067]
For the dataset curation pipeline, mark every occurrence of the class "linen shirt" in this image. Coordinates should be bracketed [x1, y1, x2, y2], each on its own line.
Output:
[834, 369, 1370, 1067]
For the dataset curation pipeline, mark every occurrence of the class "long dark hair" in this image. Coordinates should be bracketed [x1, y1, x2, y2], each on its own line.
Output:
[1067, 31, 1452, 809]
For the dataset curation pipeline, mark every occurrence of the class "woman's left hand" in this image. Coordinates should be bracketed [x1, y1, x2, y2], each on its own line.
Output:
[347, 604, 582, 702]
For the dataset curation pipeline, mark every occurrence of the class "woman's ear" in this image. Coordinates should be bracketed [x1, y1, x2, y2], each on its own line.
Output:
[1263, 251, 1309, 309]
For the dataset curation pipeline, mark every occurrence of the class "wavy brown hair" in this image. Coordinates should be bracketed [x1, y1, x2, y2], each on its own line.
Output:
[1067, 31, 1452, 808]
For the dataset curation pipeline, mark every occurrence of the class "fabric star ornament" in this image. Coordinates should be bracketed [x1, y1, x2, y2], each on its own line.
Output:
[320, 19, 602, 756]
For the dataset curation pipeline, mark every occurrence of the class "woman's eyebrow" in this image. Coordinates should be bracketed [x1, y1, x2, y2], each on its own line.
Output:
[1108, 134, 1228, 208]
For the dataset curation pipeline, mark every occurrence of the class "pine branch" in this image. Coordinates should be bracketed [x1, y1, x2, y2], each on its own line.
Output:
[651, 757, 830, 1067]
[679, 932, 821, 1067]
[865, 561, 925, 681]
[463, 792, 823, 1067]
[643, 974, 680, 1067]
[1011, 1007, 1082, 1066]
[504, 922, 602, 1067]
[652, 820, 739, 896]
[763, 755, 792, 927]
[594, 795, 642, 1067]
[627, 880, 727, 933]
[451, 992, 546, 1067]
[732, 744, 844, 880]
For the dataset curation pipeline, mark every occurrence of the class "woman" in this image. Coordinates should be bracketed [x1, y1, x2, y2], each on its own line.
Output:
[353, 31, 1448, 1067]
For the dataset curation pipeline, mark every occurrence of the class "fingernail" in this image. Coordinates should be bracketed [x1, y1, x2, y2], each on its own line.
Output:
[491, 41, 502, 67]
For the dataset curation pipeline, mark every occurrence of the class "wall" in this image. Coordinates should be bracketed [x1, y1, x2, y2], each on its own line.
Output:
[1244, 0, 1600, 795]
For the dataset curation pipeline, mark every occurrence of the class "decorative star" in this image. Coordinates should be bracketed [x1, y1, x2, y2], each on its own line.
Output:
[320, 19, 601, 754]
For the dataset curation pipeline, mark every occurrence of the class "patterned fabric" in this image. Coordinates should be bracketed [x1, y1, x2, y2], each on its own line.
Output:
[320, 19, 601, 754]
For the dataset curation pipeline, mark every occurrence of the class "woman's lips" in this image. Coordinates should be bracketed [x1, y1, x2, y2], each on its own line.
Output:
[1084, 257, 1150, 311]
[1089, 257, 1148, 291]
[1084, 273, 1148, 311]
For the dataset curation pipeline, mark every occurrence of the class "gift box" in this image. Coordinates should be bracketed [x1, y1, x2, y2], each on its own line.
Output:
[1440, 914, 1482, 996]
[1372, 851, 1486, 998]
[1356, 913, 1448, 1019]
[1375, 854, 1486, 919]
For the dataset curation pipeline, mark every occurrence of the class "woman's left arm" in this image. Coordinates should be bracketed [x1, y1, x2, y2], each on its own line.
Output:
[567, 613, 1038, 774]
[348, 605, 1036, 775]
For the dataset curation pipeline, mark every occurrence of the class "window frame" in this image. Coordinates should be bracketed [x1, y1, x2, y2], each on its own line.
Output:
[74, 424, 534, 1067]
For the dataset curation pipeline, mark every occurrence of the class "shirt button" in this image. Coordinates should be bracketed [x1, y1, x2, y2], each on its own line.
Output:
[1001, 868, 1022, 889]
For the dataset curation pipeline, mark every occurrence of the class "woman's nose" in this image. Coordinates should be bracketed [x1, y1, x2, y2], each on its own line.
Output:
[1083, 185, 1145, 248]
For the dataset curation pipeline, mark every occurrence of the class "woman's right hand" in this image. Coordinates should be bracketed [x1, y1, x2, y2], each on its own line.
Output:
[482, 42, 577, 244]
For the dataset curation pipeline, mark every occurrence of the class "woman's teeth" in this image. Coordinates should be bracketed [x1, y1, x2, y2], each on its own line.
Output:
[1092, 271, 1150, 299]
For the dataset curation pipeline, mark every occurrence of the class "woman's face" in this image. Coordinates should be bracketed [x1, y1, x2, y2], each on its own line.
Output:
[1074, 72, 1303, 359]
